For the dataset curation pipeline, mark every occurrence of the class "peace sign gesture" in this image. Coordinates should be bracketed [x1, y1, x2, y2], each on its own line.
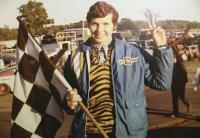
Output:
[145, 9, 167, 47]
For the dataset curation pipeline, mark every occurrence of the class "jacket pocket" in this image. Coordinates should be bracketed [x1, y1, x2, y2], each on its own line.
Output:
[125, 101, 148, 135]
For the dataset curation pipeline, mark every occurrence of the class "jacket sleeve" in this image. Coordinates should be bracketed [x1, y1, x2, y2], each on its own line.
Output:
[143, 46, 173, 90]
[62, 55, 81, 114]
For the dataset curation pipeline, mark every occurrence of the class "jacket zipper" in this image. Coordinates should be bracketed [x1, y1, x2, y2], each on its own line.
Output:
[84, 49, 90, 138]
[111, 49, 117, 137]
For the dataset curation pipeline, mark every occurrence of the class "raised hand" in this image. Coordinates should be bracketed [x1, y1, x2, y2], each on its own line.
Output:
[145, 9, 167, 47]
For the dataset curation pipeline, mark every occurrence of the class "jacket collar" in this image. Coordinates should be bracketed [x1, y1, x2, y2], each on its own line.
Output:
[82, 37, 123, 52]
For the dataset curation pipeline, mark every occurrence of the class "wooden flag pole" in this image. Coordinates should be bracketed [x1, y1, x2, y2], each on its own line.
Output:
[78, 101, 109, 138]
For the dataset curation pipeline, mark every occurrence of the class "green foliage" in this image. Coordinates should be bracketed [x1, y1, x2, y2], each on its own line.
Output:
[46, 25, 65, 35]
[1, 18, 200, 41]
[118, 18, 200, 33]
[66, 21, 88, 29]
[118, 18, 138, 32]
[132, 20, 147, 30]
[18, 0, 54, 35]
[0, 27, 18, 41]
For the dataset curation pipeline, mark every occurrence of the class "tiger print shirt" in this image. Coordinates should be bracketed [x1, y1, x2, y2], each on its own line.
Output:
[86, 44, 115, 134]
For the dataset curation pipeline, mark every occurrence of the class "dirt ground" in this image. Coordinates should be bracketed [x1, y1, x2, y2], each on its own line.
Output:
[0, 60, 200, 138]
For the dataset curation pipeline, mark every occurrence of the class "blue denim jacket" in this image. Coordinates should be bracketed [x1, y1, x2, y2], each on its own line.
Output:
[64, 38, 173, 138]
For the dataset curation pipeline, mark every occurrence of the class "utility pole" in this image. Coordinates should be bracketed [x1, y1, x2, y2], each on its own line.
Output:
[82, 20, 85, 40]
[65, 18, 67, 30]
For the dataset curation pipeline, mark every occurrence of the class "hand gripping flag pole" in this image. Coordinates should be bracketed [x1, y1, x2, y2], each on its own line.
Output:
[13, 16, 108, 138]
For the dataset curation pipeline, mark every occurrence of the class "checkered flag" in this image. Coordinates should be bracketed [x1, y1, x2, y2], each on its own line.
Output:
[11, 17, 72, 138]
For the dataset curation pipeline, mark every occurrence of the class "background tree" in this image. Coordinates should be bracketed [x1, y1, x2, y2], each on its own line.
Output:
[0, 26, 18, 41]
[18, 0, 54, 35]
[66, 21, 88, 29]
[118, 18, 138, 33]
[134, 20, 148, 30]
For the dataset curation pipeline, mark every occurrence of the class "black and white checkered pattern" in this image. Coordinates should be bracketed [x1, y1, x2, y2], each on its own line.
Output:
[11, 20, 72, 137]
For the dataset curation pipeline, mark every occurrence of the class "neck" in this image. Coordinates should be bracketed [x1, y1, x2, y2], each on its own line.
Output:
[93, 38, 112, 46]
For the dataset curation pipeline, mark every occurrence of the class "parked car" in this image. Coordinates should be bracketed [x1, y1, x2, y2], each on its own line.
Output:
[128, 39, 154, 55]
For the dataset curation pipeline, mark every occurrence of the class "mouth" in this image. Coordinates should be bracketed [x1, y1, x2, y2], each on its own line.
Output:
[94, 34, 105, 39]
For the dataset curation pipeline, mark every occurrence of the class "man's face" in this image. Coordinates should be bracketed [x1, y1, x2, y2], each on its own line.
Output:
[89, 13, 116, 44]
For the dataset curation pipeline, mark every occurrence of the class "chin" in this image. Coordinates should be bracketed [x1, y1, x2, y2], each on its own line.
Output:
[93, 39, 103, 44]
[93, 38, 108, 44]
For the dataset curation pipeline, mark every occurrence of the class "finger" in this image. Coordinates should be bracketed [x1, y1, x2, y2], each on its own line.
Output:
[70, 103, 76, 110]
[151, 17, 157, 29]
[151, 11, 157, 29]
[145, 10, 153, 30]
[68, 92, 82, 102]
[72, 95, 82, 102]
[68, 89, 78, 99]
[67, 99, 78, 110]
[66, 91, 76, 102]
[147, 20, 153, 30]
[149, 16, 156, 30]
[73, 102, 78, 108]
[69, 89, 78, 95]
[67, 94, 81, 102]
[153, 27, 163, 34]
[145, 9, 157, 30]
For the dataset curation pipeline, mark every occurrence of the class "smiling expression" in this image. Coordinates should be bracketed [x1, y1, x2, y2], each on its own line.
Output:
[89, 13, 116, 45]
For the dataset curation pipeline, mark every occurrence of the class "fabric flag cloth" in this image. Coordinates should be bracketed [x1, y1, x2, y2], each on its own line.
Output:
[11, 19, 72, 138]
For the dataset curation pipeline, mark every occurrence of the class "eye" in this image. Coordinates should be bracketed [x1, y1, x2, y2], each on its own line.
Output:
[103, 22, 110, 26]
[90, 22, 98, 27]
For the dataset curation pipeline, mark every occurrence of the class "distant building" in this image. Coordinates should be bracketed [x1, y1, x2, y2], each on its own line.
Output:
[0, 40, 16, 48]
[67, 28, 91, 44]
[55, 31, 77, 51]
[188, 29, 200, 36]
[112, 31, 132, 40]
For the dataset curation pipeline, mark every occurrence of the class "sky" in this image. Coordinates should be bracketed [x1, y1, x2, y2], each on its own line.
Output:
[0, 0, 200, 28]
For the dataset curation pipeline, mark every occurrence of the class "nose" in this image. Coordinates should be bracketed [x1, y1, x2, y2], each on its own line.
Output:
[96, 24, 104, 33]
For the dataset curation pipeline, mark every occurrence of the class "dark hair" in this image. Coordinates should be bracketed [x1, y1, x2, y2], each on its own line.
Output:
[86, 1, 119, 25]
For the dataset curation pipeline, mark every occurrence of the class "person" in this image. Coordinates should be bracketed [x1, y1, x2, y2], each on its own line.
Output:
[196, 35, 200, 55]
[171, 55, 190, 117]
[193, 67, 200, 92]
[64, 1, 173, 138]
[0, 83, 11, 96]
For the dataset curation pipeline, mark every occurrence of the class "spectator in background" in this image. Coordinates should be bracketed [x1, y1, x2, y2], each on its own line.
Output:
[196, 35, 200, 60]
[171, 55, 190, 117]
[0, 83, 11, 96]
